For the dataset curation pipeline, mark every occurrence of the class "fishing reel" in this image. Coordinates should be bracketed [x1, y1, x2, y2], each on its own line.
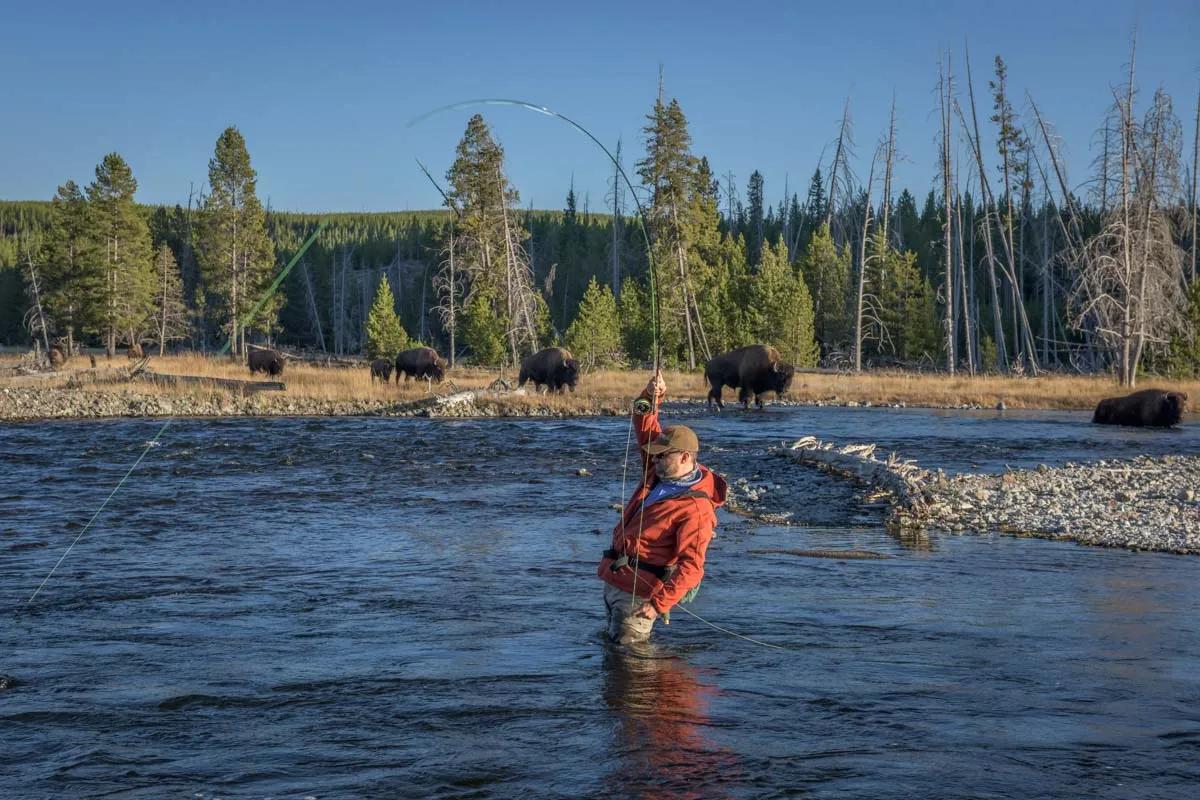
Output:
[632, 397, 653, 415]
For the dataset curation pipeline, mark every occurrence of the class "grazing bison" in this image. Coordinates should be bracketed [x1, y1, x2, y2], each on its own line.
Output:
[247, 348, 285, 377]
[394, 347, 446, 385]
[705, 344, 795, 411]
[1092, 389, 1188, 428]
[519, 347, 579, 393]
[369, 358, 393, 383]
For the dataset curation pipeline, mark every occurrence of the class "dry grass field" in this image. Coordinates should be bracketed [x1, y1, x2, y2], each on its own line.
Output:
[2, 350, 1197, 414]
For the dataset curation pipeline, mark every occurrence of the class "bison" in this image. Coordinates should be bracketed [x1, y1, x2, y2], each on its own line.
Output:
[369, 358, 393, 383]
[395, 347, 446, 385]
[519, 347, 579, 393]
[247, 348, 285, 377]
[705, 344, 795, 411]
[1092, 389, 1188, 428]
[49, 346, 66, 369]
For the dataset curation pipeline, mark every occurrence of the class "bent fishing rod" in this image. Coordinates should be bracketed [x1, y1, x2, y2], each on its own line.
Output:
[413, 100, 794, 651]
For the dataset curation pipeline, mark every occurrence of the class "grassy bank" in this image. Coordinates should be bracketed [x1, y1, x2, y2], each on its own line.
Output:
[2, 351, 1196, 415]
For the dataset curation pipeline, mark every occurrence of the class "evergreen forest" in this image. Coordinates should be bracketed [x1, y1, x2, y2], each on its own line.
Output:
[3, 51, 1198, 385]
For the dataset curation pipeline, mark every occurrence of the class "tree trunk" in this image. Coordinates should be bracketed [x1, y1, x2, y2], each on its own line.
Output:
[963, 49, 1009, 370]
[1192, 86, 1199, 283]
[853, 155, 877, 373]
[940, 57, 956, 373]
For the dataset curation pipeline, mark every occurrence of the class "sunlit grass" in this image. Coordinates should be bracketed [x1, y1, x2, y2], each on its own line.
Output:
[1, 350, 1196, 413]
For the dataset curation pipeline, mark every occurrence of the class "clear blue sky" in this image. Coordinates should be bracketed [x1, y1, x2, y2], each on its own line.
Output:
[2, 0, 1196, 213]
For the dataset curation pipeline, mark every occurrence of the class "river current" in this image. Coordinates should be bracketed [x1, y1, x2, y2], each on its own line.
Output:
[1, 406, 1198, 799]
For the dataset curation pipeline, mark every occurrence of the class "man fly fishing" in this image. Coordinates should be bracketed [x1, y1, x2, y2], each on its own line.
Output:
[599, 371, 727, 645]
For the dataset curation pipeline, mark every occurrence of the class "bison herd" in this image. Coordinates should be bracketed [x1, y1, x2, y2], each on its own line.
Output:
[241, 341, 1189, 428]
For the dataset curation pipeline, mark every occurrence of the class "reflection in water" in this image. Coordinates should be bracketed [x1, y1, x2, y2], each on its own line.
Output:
[601, 645, 740, 800]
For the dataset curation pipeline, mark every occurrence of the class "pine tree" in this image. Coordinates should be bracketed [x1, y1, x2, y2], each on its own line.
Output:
[799, 223, 851, 356]
[197, 127, 276, 354]
[873, 235, 941, 363]
[638, 95, 709, 367]
[446, 115, 538, 364]
[618, 278, 654, 365]
[41, 180, 97, 353]
[746, 170, 765, 266]
[1166, 280, 1200, 378]
[461, 288, 505, 366]
[566, 276, 622, 370]
[151, 244, 188, 355]
[749, 239, 818, 366]
[87, 153, 154, 356]
[364, 274, 409, 360]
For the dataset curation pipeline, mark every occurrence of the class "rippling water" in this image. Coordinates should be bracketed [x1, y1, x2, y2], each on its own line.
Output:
[1, 407, 1198, 799]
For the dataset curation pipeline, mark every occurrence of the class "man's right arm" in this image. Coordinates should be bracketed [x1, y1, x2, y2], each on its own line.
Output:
[633, 373, 666, 476]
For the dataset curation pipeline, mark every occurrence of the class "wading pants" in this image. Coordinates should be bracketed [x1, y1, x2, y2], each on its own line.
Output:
[604, 583, 656, 645]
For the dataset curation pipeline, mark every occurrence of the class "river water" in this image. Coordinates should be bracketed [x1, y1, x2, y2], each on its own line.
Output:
[1, 407, 1198, 799]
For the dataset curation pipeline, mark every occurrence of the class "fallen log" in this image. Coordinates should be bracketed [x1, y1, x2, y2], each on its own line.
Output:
[777, 435, 934, 526]
[137, 369, 285, 393]
[380, 390, 479, 416]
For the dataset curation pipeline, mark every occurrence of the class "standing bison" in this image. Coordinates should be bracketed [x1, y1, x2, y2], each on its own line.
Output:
[247, 349, 285, 377]
[394, 347, 446, 385]
[369, 358, 393, 383]
[705, 344, 795, 410]
[519, 347, 579, 393]
[1092, 389, 1188, 428]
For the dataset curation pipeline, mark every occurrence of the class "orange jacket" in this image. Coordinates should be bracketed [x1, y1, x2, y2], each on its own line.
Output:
[597, 397, 727, 613]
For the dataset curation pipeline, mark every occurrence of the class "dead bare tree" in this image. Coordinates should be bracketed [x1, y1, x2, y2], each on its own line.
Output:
[497, 165, 540, 363]
[1191, 85, 1199, 283]
[610, 138, 625, 299]
[1070, 47, 1188, 386]
[433, 228, 463, 367]
[939, 55, 956, 373]
[826, 97, 856, 244]
[299, 259, 326, 352]
[23, 244, 52, 357]
[853, 147, 881, 372]
[881, 94, 897, 247]
[961, 47, 1009, 370]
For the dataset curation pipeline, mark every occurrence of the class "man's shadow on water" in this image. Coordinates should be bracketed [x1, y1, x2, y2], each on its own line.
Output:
[600, 643, 741, 800]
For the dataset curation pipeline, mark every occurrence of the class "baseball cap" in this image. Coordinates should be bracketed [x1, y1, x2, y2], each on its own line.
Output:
[642, 425, 700, 455]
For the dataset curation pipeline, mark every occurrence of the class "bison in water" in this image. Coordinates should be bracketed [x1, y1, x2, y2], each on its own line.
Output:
[705, 344, 795, 410]
[369, 358, 393, 383]
[519, 347, 579, 393]
[1092, 389, 1188, 428]
[247, 348, 285, 377]
[394, 347, 446, 385]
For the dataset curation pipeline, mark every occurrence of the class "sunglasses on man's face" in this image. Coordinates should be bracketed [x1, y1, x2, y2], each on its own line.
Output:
[652, 450, 684, 459]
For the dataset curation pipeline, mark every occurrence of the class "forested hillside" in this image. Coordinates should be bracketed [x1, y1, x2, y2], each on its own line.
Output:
[3, 50, 1197, 383]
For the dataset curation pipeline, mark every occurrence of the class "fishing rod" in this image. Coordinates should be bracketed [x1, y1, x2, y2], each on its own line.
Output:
[410, 100, 787, 650]
[409, 99, 675, 628]
[27, 223, 326, 604]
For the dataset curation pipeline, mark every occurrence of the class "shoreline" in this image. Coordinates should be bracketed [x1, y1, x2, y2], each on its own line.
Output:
[3, 385, 1166, 424]
[761, 437, 1200, 556]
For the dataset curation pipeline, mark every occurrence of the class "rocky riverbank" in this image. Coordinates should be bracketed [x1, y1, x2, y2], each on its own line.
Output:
[764, 437, 1200, 555]
[0, 387, 625, 422]
[918, 455, 1200, 554]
